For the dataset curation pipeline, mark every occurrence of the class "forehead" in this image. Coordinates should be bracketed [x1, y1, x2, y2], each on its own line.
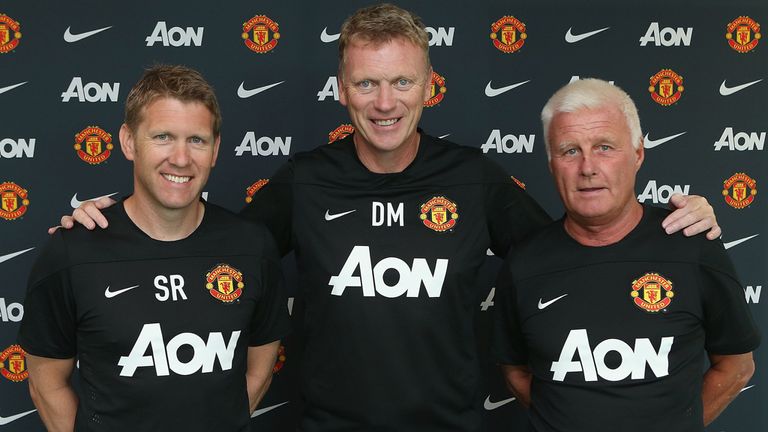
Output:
[342, 36, 428, 77]
[137, 97, 214, 131]
[550, 106, 627, 139]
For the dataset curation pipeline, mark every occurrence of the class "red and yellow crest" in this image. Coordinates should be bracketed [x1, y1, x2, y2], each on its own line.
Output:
[511, 175, 526, 190]
[0, 345, 28, 382]
[490, 16, 526, 53]
[0, 181, 29, 220]
[649, 69, 684, 106]
[74, 126, 112, 165]
[272, 344, 286, 374]
[0, 14, 22, 54]
[424, 70, 447, 107]
[245, 179, 270, 203]
[206, 264, 244, 303]
[722, 172, 757, 209]
[328, 123, 355, 144]
[726, 16, 760, 53]
[419, 196, 459, 232]
[242, 15, 279, 53]
[630, 273, 674, 313]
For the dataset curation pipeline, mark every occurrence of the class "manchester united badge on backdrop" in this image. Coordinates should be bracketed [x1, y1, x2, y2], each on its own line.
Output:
[0, 182, 29, 220]
[490, 16, 526, 53]
[726, 16, 760, 53]
[648, 69, 683, 106]
[0, 14, 21, 53]
[424, 70, 447, 107]
[722, 173, 757, 209]
[74, 126, 112, 164]
[328, 124, 355, 144]
[242, 15, 279, 53]
[419, 196, 459, 232]
[245, 179, 270, 203]
[0, 345, 28, 382]
[206, 264, 244, 303]
[630, 273, 674, 313]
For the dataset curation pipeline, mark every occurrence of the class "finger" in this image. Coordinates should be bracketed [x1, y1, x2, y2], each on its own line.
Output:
[706, 224, 722, 241]
[667, 193, 688, 211]
[60, 215, 75, 229]
[47, 226, 61, 235]
[72, 207, 97, 230]
[93, 196, 117, 209]
[83, 203, 109, 229]
[681, 219, 715, 237]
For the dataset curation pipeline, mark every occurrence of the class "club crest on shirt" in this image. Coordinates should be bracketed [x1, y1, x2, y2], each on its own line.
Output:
[630, 272, 674, 313]
[205, 264, 244, 303]
[272, 344, 286, 373]
[0, 344, 28, 382]
[419, 196, 458, 232]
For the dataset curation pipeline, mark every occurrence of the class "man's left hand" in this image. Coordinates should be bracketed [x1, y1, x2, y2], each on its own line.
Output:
[662, 194, 721, 240]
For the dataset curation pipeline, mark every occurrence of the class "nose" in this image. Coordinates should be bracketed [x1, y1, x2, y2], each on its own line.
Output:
[579, 152, 597, 177]
[373, 84, 396, 112]
[168, 142, 191, 167]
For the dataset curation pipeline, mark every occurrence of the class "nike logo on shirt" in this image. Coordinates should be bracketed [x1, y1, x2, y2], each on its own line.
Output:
[320, 27, 340, 43]
[70, 192, 118, 209]
[723, 234, 758, 250]
[63, 26, 113, 43]
[485, 80, 530, 97]
[104, 285, 139, 299]
[251, 401, 289, 418]
[0, 247, 35, 265]
[0, 82, 28, 95]
[564, 26, 610, 43]
[643, 132, 687, 149]
[0, 409, 37, 425]
[538, 294, 568, 310]
[484, 395, 516, 410]
[237, 81, 284, 99]
[719, 79, 763, 96]
[324, 209, 356, 221]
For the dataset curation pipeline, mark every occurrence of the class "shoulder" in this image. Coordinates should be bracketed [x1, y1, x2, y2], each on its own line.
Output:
[203, 203, 281, 259]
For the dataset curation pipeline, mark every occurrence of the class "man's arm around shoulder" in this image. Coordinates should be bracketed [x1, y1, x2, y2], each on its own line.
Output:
[702, 352, 755, 426]
[246, 340, 281, 414]
[500, 364, 532, 408]
[26, 354, 78, 432]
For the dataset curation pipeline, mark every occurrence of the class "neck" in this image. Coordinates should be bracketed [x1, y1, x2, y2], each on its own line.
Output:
[123, 196, 204, 241]
[353, 133, 420, 174]
[564, 202, 643, 246]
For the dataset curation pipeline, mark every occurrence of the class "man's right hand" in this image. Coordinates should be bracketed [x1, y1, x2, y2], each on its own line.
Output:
[48, 196, 117, 234]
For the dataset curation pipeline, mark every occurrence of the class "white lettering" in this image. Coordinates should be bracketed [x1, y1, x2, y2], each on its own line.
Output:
[639, 22, 693, 46]
[637, 180, 690, 204]
[0, 138, 35, 158]
[154, 274, 188, 302]
[426, 26, 455, 46]
[714, 127, 765, 151]
[372, 201, 404, 227]
[0, 298, 24, 322]
[234, 133, 291, 156]
[745, 285, 762, 304]
[480, 287, 495, 311]
[481, 130, 535, 154]
[61, 77, 120, 102]
[569, 76, 614, 85]
[145, 21, 204, 47]
[317, 76, 339, 101]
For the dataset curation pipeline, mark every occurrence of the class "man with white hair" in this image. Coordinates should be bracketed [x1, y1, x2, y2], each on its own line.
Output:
[493, 78, 760, 431]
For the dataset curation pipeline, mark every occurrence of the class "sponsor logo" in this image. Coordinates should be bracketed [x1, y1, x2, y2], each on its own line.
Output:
[565, 26, 610, 43]
[719, 78, 763, 96]
[714, 127, 765, 151]
[741, 384, 756, 393]
[0, 138, 35, 158]
[118, 323, 240, 377]
[0, 409, 37, 425]
[424, 70, 446, 107]
[511, 176, 526, 190]
[0, 247, 33, 264]
[538, 294, 568, 310]
[639, 22, 693, 46]
[205, 264, 244, 303]
[643, 132, 686, 149]
[372, 201, 404, 227]
[63, 25, 112, 43]
[0, 81, 27, 95]
[648, 69, 683, 105]
[0, 345, 28, 382]
[329, 124, 354, 144]
[569, 76, 614, 85]
[251, 401, 289, 418]
[242, 15, 279, 53]
[237, 80, 284, 99]
[745, 285, 761, 304]
[61, 77, 120, 102]
[146, 21, 203, 47]
[317, 76, 339, 101]
[484, 395, 516, 410]
[0, 182, 29, 220]
[320, 27, 339, 43]
[482, 130, 535, 154]
[329, 246, 449, 298]
[0, 14, 21, 53]
[419, 196, 458, 232]
[484, 79, 530, 97]
[551, 329, 673, 382]
[490, 16, 526, 53]
[234, 134, 291, 156]
[74, 126, 112, 164]
[272, 345, 286, 373]
[630, 273, 674, 313]
[637, 180, 689, 204]
[726, 16, 760, 53]
[724, 234, 758, 250]
[70, 192, 118, 209]
[438, 134, 450, 139]
[325, 209, 356, 221]
[104, 284, 139, 299]
[245, 179, 269, 203]
[722, 173, 757, 209]
[0, 298, 23, 322]
[427, 26, 454, 46]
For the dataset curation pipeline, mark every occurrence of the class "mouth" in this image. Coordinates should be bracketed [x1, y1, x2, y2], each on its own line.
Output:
[372, 118, 400, 127]
[162, 173, 192, 184]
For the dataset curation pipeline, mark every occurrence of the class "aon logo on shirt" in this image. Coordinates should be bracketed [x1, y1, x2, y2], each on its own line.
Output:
[329, 246, 448, 298]
[118, 323, 239, 377]
[551, 329, 674, 382]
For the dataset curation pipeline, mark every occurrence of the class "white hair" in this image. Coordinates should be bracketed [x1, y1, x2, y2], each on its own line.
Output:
[541, 78, 642, 160]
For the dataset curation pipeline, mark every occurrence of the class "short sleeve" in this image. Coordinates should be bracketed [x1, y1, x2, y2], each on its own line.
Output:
[491, 259, 529, 365]
[248, 234, 291, 346]
[240, 160, 295, 256]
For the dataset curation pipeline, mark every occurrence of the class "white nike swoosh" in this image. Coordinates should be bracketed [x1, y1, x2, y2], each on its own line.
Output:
[251, 401, 289, 418]
[0, 409, 37, 426]
[484, 395, 516, 410]
[63, 25, 113, 43]
[70, 192, 118, 209]
[324, 209, 356, 221]
[740, 384, 755, 393]
[438, 134, 451, 139]
[0, 82, 28, 95]
[643, 132, 687, 149]
[237, 81, 284, 99]
[719, 79, 763, 96]
[320, 27, 340, 43]
[0, 247, 35, 265]
[565, 26, 610, 43]
[538, 294, 568, 310]
[485, 80, 530, 97]
[104, 285, 139, 299]
[723, 234, 759, 250]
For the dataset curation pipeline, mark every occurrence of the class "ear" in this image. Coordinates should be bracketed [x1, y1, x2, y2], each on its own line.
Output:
[119, 124, 136, 161]
[423, 67, 433, 102]
[210, 135, 221, 167]
[337, 74, 348, 107]
[634, 137, 645, 172]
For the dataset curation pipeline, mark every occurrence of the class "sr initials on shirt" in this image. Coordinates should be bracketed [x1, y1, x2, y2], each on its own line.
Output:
[550, 329, 674, 382]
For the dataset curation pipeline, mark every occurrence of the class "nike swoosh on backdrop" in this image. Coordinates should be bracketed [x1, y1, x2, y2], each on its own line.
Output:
[320, 27, 340, 43]
[324, 209, 356, 221]
[70, 192, 119, 209]
[538, 294, 568, 310]
[564, 27, 610, 43]
[643, 132, 687, 149]
[740, 385, 755, 393]
[0, 409, 37, 426]
[104, 285, 140, 299]
[719, 79, 763, 96]
[723, 234, 758, 250]
[237, 81, 284, 99]
[438, 134, 451, 139]
[0, 82, 28, 95]
[251, 401, 289, 418]
[0, 248, 35, 265]
[485, 80, 530, 97]
[484, 396, 516, 410]
[63, 26, 113, 43]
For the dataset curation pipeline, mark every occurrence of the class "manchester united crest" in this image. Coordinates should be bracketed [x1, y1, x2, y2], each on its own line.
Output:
[649, 69, 684, 106]
[722, 172, 757, 209]
[272, 344, 286, 374]
[205, 264, 244, 303]
[631, 273, 674, 313]
[242, 15, 280, 53]
[419, 196, 458, 232]
[424, 70, 447, 107]
[726, 16, 761, 53]
[245, 179, 270, 203]
[0, 14, 22, 54]
[0, 181, 29, 220]
[0, 345, 28, 382]
[74, 126, 112, 165]
[328, 124, 355, 144]
[490, 16, 526, 53]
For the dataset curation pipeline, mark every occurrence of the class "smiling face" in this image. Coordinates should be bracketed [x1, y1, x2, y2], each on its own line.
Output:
[120, 97, 220, 214]
[548, 106, 644, 227]
[338, 36, 432, 171]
